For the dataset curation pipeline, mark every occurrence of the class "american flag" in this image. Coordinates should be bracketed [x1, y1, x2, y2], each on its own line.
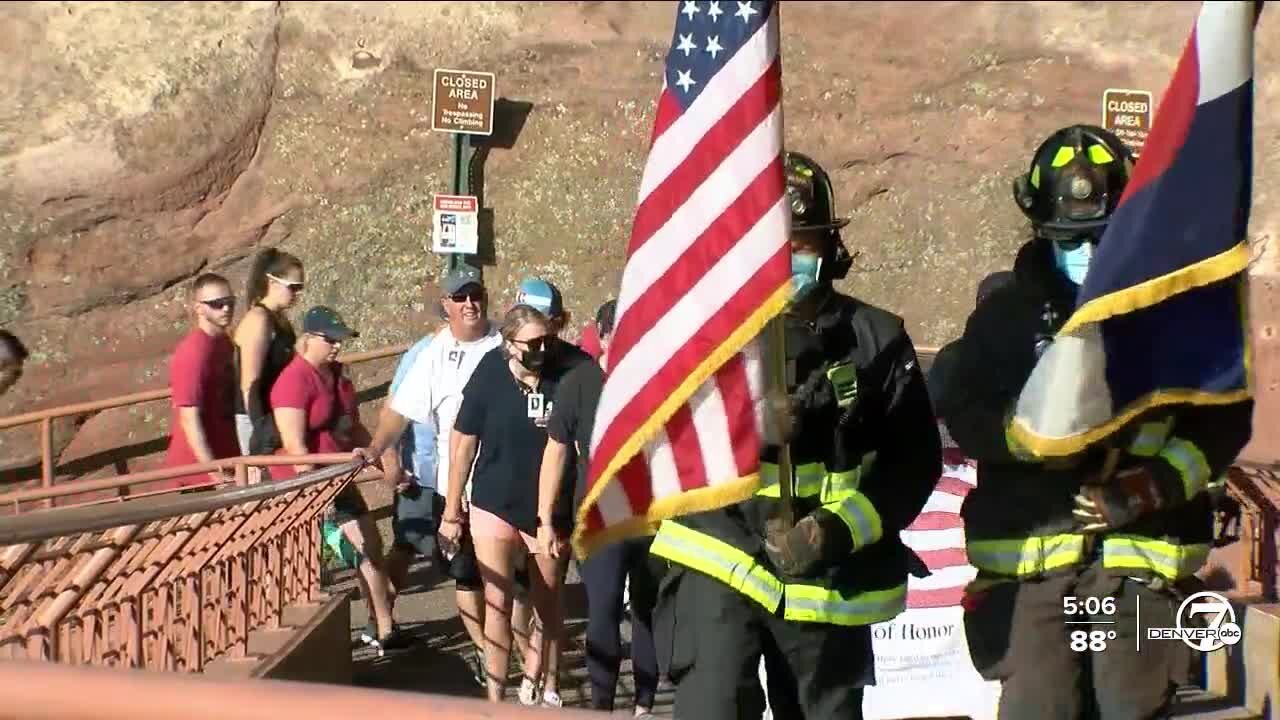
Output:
[572, 0, 791, 557]
[902, 423, 978, 609]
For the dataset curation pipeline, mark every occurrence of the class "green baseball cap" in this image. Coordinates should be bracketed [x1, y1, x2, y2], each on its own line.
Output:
[302, 306, 359, 340]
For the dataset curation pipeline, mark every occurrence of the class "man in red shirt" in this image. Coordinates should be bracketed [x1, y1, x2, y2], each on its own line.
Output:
[164, 273, 241, 488]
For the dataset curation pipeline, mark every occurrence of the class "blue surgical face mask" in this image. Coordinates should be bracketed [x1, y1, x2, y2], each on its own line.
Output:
[1052, 241, 1093, 286]
[791, 253, 823, 301]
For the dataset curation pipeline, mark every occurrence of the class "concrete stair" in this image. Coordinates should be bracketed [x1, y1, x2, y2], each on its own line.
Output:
[1170, 602, 1280, 720]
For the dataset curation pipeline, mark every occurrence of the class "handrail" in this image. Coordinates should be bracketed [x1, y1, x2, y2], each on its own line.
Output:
[0, 660, 610, 719]
[0, 459, 360, 545]
[0, 461, 363, 671]
[0, 453, 363, 508]
[0, 342, 410, 509]
[0, 337, 940, 508]
[0, 340, 938, 430]
[0, 344, 411, 431]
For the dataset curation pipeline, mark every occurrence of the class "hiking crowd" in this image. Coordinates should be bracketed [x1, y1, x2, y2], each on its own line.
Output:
[157, 248, 650, 713]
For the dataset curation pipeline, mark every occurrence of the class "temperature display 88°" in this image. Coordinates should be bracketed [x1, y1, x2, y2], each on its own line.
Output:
[1063, 595, 1119, 653]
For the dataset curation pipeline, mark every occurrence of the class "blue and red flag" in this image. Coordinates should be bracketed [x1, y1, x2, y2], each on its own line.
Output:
[1009, 0, 1263, 457]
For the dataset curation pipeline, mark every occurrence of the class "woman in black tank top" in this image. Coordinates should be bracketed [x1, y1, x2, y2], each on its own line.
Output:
[233, 248, 305, 454]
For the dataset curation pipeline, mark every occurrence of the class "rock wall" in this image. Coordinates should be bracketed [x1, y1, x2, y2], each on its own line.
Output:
[1, 1, 1278, 476]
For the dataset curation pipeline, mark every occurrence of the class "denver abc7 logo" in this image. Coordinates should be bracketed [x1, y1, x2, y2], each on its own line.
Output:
[1147, 591, 1242, 652]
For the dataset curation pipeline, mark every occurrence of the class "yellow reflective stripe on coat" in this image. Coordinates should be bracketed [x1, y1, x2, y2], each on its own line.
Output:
[650, 521, 784, 610]
[1127, 419, 1174, 458]
[825, 491, 883, 551]
[784, 583, 907, 626]
[1157, 437, 1211, 499]
[821, 451, 877, 503]
[966, 534, 1085, 576]
[1102, 536, 1209, 580]
[756, 452, 876, 500]
[756, 462, 826, 498]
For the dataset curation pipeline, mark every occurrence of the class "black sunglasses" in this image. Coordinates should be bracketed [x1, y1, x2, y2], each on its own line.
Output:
[448, 289, 484, 303]
[200, 297, 236, 311]
[311, 333, 342, 345]
[513, 336, 548, 351]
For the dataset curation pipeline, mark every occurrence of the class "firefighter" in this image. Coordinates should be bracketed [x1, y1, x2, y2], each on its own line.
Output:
[649, 152, 943, 719]
[935, 124, 1255, 719]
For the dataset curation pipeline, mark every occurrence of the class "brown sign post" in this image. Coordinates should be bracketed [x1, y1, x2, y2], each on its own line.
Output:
[1102, 88, 1153, 157]
[432, 69, 496, 136]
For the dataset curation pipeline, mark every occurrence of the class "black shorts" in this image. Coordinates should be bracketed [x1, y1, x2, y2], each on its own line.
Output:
[392, 484, 438, 558]
[331, 483, 370, 525]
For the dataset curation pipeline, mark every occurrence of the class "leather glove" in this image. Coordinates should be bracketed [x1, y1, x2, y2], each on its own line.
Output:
[765, 514, 826, 576]
[793, 369, 838, 415]
[785, 364, 852, 440]
[764, 509, 851, 577]
[1073, 464, 1168, 533]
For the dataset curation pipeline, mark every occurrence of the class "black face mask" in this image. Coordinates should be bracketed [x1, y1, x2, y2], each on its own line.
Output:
[513, 336, 549, 371]
[520, 348, 546, 371]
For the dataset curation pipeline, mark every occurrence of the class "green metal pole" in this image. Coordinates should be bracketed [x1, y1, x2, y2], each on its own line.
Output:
[448, 132, 476, 274]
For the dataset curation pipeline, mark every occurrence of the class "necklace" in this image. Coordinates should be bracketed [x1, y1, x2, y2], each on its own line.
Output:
[514, 372, 540, 395]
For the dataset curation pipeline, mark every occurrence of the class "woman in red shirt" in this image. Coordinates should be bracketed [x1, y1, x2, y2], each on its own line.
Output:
[269, 306, 406, 653]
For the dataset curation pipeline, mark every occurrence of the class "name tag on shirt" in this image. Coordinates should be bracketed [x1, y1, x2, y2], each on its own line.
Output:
[527, 393, 545, 419]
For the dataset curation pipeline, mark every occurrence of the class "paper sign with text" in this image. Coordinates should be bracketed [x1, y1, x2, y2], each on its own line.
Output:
[431, 194, 479, 255]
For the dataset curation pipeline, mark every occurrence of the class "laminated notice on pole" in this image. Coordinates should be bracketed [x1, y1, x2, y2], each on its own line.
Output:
[431, 194, 479, 255]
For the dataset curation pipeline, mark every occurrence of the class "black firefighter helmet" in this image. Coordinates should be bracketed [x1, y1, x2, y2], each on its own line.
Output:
[1012, 125, 1135, 243]
[786, 151, 854, 281]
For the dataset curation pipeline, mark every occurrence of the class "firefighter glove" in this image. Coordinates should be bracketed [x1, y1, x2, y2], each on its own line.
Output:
[1073, 464, 1168, 533]
[764, 509, 851, 577]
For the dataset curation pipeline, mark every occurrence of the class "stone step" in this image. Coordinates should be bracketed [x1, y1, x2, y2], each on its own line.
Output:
[1172, 685, 1261, 719]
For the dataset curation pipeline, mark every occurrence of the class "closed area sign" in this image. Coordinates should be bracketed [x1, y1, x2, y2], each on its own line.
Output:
[432, 69, 495, 136]
[1102, 88, 1153, 157]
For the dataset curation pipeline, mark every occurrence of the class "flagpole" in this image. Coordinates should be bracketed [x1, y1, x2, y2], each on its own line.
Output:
[766, 313, 795, 529]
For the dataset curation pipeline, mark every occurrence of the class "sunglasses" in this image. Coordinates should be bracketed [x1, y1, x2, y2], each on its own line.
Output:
[267, 273, 305, 293]
[310, 333, 342, 345]
[200, 297, 236, 311]
[448, 289, 484, 303]
[513, 336, 548, 351]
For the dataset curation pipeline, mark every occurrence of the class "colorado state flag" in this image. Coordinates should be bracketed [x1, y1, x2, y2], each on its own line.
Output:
[1009, 0, 1263, 457]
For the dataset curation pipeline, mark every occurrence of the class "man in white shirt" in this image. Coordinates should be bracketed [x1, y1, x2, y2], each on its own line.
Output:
[358, 264, 506, 684]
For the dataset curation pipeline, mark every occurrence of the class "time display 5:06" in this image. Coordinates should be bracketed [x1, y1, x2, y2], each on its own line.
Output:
[1062, 596, 1117, 616]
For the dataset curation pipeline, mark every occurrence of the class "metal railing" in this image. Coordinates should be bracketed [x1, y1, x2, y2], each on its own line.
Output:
[0, 660, 609, 719]
[0, 343, 410, 510]
[0, 339, 938, 512]
[1222, 463, 1280, 600]
[0, 456, 359, 671]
